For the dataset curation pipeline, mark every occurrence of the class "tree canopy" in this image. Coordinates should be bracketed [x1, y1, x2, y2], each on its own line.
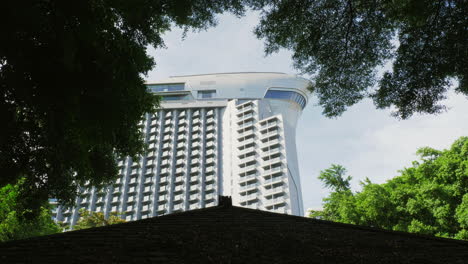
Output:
[0, 180, 60, 242]
[74, 209, 125, 230]
[253, 0, 467, 118]
[310, 137, 468, 240]
[0, 0, 248, 217]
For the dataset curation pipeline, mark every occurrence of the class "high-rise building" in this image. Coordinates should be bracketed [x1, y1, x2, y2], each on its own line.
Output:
[54, 72, 311, 227]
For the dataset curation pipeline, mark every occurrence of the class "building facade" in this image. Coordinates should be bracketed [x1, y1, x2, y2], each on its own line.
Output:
[53, 72, 311, 227]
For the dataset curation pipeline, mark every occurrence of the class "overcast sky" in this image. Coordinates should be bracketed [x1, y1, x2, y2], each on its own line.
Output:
[146, 11, 468, 214]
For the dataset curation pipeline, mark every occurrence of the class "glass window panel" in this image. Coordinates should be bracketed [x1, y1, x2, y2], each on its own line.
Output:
[197, 90, 216, 99]
[148, 83, 185, 92]
[264, 90, 306, 109]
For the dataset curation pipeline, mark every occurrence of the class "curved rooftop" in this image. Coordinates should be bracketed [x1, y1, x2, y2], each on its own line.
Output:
[147, 72, 312, 102]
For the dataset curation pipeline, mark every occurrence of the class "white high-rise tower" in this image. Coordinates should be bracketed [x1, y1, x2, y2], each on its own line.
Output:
[54, 72, 311, 227]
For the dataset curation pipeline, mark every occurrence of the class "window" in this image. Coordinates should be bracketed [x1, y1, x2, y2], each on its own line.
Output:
[148, 83, 184, 92]
[264, 90, 307, 109]
[161, 94, 190, 101]
[197, 90, 216, 99]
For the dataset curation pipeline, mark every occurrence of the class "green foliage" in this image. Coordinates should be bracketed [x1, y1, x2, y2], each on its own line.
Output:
[0, 0, 248, 217]
[0, 180, 60, 242]
[310, 137, 468, 240]
[253, 0, 467, 118]
[318, 164, 352, 192]
[74, 209, 125, 230]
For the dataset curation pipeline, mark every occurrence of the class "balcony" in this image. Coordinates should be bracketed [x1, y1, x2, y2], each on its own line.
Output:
[238, 174, 257, 184]
[174, 176, 184, 184]
[176, 159, 185, 166]
[262, 166, 283, 178]
[127, 187, 137, 194]
[189, 185, 199, 193]
[128, 177, 138, 185]
[239, 156, 256, 167]
[264, 176, 284, 185]
[264, 197, 286, 207]
[237, 130, 254, 138]
[191, 133, 201, 141]
[237, 121, 254, 131]
[157, 205, 167, 214]
[205, 166, 216, 175]
[142, 195, 152, 203]
[238, 138, 255, 148]
[96, 197, 105, 204]
[263, 157, 282, 167]
[190, 176, 200, 184]
[149, 127, 158, 134]
[159, 186, 169, 194]
[236, 104, 253, 114]
[173, 204, 184, 211]
[192, 142, 201, 149]
[146, 159, 155, 167]
[127, 196, 136, 203]
[238, 165, 256, 174]
[205, 149, 215, 157]
[205, 193, 215, 201]
[239, 183, 257, 192]
[264, 186, 285, 196]
[205, 175, 215, 183]
[260, 130, 279, 139]
[173, 195, 184, 203]
[143, 186, 152, 194]
[190, 167, 200, 175]
[162, 135, 172, 142]
[162, 143, 171, 150]
[205, 184, 215, 193]
[206, 125, 215, 132]
[191, 158, 200, 166]
[206, 117, 215, 125]
[237, 113, 254, 124]
[189, 194, 199, 201]
[238, 147, 255, 157]
[141, 205, 151, 213]
[205, 157, 215, 166]
[206, 141, 215, 149]
[174, 185, 184, 193]
[159, 177, 168, 184]
[239, 193, 258, 203]
[176, 151, 185, 158]
[175, 167, 185, 175]
[160, 160, 170, 168]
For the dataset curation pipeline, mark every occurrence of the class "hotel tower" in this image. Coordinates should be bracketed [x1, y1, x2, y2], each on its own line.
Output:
[53, 72, 311, 227]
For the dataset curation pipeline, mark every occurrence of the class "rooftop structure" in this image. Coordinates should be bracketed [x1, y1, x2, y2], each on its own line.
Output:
[5, 197, 468, 263]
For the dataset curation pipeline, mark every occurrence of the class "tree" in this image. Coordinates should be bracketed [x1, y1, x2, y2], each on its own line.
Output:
[318, 164, 352, 192]
[73, 209, 125, 230]
[252, 0, 467, 119]
[310, 137, 468, 240]
[0, 180, 61, 242]
[0, 1, 248, 217]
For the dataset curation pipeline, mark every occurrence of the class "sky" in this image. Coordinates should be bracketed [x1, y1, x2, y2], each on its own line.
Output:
[146, 11, 468, 214]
